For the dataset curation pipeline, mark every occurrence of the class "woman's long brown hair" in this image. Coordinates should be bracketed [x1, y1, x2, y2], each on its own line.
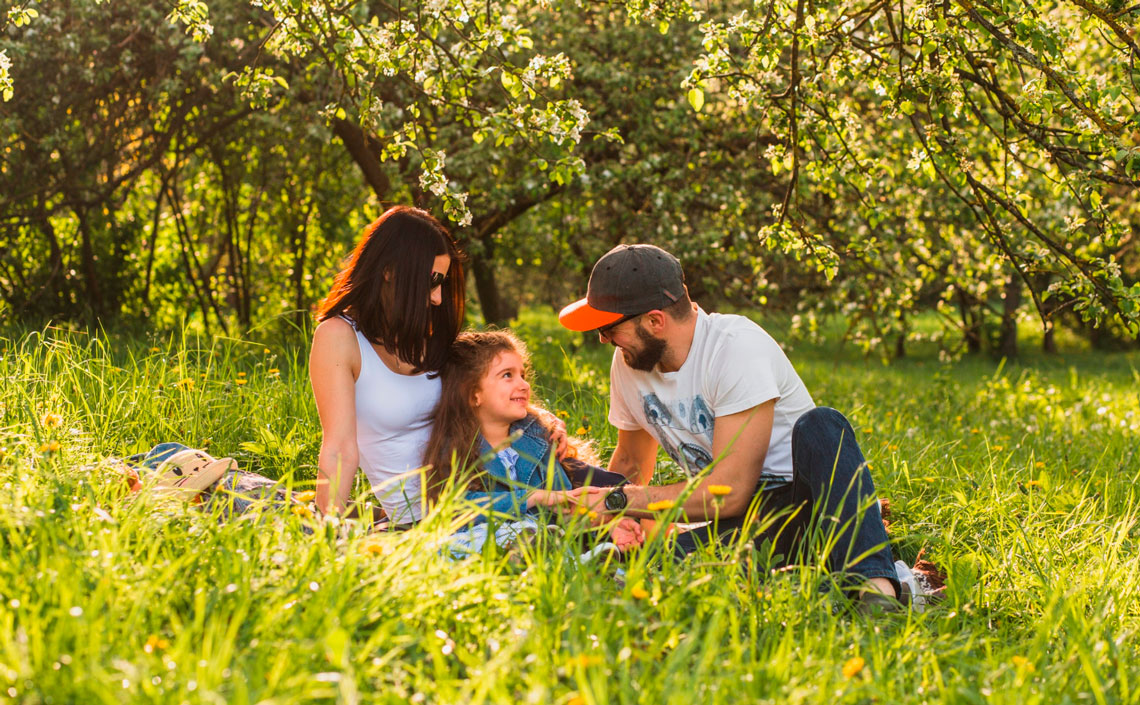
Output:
[317, 206, 464, 373]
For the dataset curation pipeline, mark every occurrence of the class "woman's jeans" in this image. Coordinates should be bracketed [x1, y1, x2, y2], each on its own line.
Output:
[674, 407, 898, 592]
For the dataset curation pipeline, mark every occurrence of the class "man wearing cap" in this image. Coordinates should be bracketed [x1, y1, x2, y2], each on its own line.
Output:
[559, 244, 900, 604]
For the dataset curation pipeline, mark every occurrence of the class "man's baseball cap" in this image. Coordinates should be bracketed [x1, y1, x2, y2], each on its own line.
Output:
[558, 244, 685, 331]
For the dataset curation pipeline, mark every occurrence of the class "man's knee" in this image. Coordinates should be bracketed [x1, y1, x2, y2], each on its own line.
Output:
[793, 406, 849, 444]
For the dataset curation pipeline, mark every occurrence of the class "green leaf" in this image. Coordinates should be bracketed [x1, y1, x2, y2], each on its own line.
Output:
[687, 87, 704, 112]
[900, 100, 915, 115]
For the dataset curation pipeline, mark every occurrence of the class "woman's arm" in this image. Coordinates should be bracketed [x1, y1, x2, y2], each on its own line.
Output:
[310, 318, 361, 515]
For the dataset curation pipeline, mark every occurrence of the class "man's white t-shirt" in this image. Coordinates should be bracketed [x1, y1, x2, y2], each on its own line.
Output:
[608, 309, 815, 481]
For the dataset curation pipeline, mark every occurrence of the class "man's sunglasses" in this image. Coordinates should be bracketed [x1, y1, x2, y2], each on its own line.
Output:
[595, 312, 642, 337]
[430, 271, 449, 289]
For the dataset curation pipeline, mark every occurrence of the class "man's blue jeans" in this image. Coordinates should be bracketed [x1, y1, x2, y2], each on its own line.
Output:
[674, 407, 899, 592]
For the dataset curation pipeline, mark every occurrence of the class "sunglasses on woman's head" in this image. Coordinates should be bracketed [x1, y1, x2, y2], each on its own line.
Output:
[430, 271, 449, 289]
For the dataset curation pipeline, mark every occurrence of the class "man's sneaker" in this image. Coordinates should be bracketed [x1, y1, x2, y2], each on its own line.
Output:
[854, 589, 905, 616]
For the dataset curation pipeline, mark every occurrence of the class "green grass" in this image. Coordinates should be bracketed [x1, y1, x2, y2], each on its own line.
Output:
[1, 312, 1139, 704]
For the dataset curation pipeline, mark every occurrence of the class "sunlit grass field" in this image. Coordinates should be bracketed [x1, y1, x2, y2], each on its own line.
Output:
[1, 310, 1138, 704]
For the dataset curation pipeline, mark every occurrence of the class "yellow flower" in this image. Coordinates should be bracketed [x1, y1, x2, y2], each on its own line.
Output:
[199, 373, 208, 380]
[587, 510, 598, 520]
[646, 499, 675, 512]
[38, 441, 60, 454]
[630, 585, 649, 600]
[149, 347, 160, 353]
[1034, 461, 1045, 468]
[237, 372, 247, 378]
[294, 490, 316, 502]
[707, 485, 732, 497]
[1025, 480, 1042, 487]
[575, 427, 587, 435]
[40, 412, 63, 428]
[144, 634, 169, 653]
[842, 656, 865, 678]
[263, 348, 271, 354]
[267, 368, 280, 377]
[556, 410, 569, 419]
[174, 378, 195, 389]
[291, 505, 312, 518]
[575, 506, 590, 516]
[235, 379, 248, 386]
[861, 427, 872, 435]
[1011, 655, 1035, 672]
[567, 695, 587, 705]
[566, 654, 602, 669]
[360, 538, 386, 555]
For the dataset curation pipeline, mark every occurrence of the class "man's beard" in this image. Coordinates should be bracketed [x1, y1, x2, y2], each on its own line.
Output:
[624, 326, 667, 371]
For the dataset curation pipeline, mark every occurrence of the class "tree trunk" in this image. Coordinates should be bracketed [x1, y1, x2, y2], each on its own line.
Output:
[74, 206, 105, 318]
[470, 250, 512, 326]
[998, 269, 1021, 359]
[894, 310, 907, 359]
[332, 119, 391, 201]
[956, 287, 982, 354]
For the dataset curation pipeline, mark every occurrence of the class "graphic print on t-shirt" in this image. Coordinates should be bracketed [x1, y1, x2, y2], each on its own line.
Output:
[641, 393, 715, 474]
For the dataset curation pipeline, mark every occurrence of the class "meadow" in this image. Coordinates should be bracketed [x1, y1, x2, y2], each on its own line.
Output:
[1, 310, 1138, 704]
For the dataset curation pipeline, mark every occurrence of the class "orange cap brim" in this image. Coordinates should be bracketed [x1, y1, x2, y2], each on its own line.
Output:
[558, 298, 624, 332]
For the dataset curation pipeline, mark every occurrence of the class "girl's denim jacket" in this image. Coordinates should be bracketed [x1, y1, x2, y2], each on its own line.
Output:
[466, 413, 571, 523]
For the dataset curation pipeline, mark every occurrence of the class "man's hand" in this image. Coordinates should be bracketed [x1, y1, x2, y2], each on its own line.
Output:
[609, 517, 645, 551]
[536, 409, 570, 459]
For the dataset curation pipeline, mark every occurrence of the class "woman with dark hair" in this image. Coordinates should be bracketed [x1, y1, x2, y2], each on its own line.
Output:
[309, 206, 467, 524]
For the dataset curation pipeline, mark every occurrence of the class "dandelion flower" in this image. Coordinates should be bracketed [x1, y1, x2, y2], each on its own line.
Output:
[360, 538, 386, 555]
[267, 368, 280, 377]
[646, 499, 675, 512]
[174, 378, 195, 389]
[566, 654, 602, 669]
[149, 347, 160, 353]
[842, 656, 865, 678]
[630, 585, 649, 600]
[575, 426, 587, 435]
[38, 441, 61, 454]
[40, 412, 63, 428]
[291, 505, 312, 518]
[1011, 655, 1035, 672]
[567, 695, 587, 705]
[144, 635, 169, 653]
[294, 490, 316, 502]
[235, 379, 248, 386]
[707, 485, 732, 497]
[237, 372, 247, 378]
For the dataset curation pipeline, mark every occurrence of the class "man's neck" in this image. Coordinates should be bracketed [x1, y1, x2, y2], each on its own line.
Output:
[656, 311, 699, 374]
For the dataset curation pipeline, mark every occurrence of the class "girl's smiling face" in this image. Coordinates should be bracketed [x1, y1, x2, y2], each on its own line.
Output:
[473, 351, 531, 428]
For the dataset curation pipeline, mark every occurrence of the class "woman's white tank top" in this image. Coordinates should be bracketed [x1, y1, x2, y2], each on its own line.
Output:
[348, 321, 440, 524]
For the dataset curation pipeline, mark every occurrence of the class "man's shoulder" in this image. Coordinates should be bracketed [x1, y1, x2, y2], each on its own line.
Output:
[700, 311, 777, 351]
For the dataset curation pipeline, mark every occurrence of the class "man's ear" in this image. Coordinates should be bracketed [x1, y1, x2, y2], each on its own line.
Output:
[643, 310, 668, 332]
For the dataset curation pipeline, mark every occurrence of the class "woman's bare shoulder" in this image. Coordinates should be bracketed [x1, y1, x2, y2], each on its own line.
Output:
[313, 316, 356, 345]
[311, 317, 360, 371]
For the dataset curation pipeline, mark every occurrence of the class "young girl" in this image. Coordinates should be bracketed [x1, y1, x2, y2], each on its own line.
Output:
[423, 330, 643, 551]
